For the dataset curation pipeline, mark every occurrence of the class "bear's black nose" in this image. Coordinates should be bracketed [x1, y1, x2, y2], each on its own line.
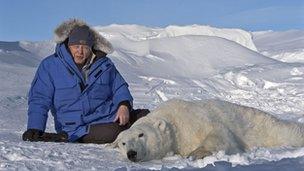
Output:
[127, 150, 137, 162]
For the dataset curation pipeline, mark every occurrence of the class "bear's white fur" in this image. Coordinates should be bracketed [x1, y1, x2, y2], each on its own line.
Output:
[113, 99, 304, 162]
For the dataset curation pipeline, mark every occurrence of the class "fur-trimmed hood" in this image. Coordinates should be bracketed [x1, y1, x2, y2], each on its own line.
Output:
[54, 19, 113, 54]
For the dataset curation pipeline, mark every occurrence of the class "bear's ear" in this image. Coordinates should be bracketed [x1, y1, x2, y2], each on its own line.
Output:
[107, 138, 119, 148]
[153, 119, 167, 132]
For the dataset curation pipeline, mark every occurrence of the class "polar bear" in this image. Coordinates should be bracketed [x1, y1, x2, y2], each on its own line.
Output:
[112, 99, 304, 162]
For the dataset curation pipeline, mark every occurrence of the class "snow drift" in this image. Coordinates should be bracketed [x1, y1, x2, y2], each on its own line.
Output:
[253, 30, 304, 63]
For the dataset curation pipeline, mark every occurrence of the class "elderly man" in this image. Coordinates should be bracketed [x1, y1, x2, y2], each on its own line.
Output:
[22, 19, 149, 143]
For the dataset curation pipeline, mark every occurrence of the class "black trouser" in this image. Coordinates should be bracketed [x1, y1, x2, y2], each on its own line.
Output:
[78, 109, 150, 144]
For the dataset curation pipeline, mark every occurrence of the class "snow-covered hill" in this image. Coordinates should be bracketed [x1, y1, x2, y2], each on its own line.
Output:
[19, 40, 55, 59]
[0, 25, 304, 170]
[0, 41, 41, 67]
[253, 30, 304, 63]
[96, 24, 257, 51]
[108, 35, 274, 79]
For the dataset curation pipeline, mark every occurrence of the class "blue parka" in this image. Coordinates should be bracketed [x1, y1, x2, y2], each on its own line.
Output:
[27, 43, 133, 142]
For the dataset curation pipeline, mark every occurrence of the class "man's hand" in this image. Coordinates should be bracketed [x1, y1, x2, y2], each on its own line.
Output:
[22, 129, 44, 141]
[114, 105, 130, 125]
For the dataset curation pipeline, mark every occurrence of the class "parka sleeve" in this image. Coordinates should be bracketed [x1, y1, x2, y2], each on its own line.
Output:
[111, 67, 133, 111]
[27, 61, 54, 131]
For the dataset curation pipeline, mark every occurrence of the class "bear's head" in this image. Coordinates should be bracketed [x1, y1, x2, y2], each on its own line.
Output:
[112, 119, 174, 162]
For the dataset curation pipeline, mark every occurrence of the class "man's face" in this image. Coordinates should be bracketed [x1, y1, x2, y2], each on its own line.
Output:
[68, 44, 92, 65]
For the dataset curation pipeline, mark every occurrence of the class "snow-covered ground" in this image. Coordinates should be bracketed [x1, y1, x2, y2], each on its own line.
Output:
[0, 25, 304, 170]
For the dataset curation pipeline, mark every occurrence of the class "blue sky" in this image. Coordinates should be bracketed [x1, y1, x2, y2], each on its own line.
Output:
[0, 0, 303, 41]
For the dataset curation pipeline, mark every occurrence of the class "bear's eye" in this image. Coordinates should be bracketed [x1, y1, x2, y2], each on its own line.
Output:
[138, 133, 144, 138]
[122, 142, 126, 146]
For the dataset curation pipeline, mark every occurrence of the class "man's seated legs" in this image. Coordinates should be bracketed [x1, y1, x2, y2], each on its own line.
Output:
[79, 108, 150, 144]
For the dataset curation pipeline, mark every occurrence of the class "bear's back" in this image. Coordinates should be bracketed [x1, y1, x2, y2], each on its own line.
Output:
[145, 99, 304, 149]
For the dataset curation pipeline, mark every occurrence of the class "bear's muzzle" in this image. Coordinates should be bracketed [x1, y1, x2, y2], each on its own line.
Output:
[127, 150, 137, 162]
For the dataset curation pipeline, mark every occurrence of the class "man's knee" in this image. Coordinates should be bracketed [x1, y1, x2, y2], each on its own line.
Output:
[79, 123, 128, 144]
[129, 108, 150, 125]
